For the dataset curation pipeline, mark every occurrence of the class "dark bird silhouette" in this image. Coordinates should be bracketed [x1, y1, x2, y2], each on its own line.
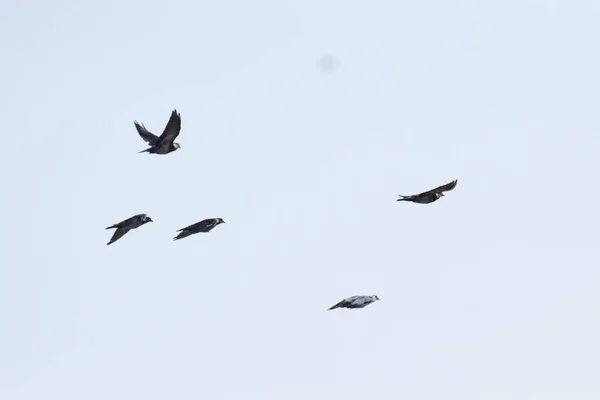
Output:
[328, 295, 380, 310]
[173, 218, 225, 241]
[106, 214, 153, 245]
[397, 179, 458, 204]
[135, 109, 182, 155]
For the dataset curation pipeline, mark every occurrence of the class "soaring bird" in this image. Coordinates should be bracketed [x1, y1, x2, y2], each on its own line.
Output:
[105, 213, 153, 245]
[135, 109, 182, 155]
[328, 295, 380, 310]
[173, 218, 225, 241]
[397, 179, 458, 204]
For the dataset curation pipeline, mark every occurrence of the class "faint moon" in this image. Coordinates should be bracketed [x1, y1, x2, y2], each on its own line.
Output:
[318, 54, 339, 72]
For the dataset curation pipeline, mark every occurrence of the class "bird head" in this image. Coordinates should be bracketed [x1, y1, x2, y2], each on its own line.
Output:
[173, 143, 181, 150]
[436, 192, 444, 198]
[373, 295, 380, 301]
[144, 216, 154, 223]
[218, 218, 225, 224]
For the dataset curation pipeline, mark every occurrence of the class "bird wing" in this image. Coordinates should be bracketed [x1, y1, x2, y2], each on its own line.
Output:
[107, 227, 131, 245]
[176, 221, 199, 232]
[349, 296, 368, 306]
[202, 219, 218, 232]
[154, 109, 181, 147]
[134, 121, 159, 144]
[418, 179, 458, 196]
[176, 219, 215, 233]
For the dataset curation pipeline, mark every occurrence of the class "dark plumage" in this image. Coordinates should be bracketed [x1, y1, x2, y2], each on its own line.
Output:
[328, 295, 380, 310]
[173, 218, 225, 241]
[397, 179, 458, 204]
[135, 109, 182, 155]
[105, 213, 153, 245]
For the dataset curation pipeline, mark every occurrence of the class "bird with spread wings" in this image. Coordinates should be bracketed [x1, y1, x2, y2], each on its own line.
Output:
[135, 109, 182, 155]
[328, 295, 380, 310]
[173, 218, 225, 241]
[105, 214, 153, 245]
[397, 179, 458, 204]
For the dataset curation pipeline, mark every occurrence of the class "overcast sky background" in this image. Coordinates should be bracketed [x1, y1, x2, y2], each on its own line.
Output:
[1, 0, 600, 399]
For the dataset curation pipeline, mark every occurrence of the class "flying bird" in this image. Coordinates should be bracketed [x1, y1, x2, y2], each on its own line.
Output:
[397, 179, 458, 204]
[135, 109, 182, 155]
[328, 295, 380, 310]
[105, 213, 153, 245]
[173, 218, 225, 241]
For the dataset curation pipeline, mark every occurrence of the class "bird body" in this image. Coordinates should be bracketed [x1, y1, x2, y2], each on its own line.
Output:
[397, 179, 458, 204]
[328, 295, 380, 310]
[397, 192, 443, 204]
[173, 218, 225, 241]
[105, 213, 153, 245]
[139, 143, 180, 155]
[135, 109, 182, 155]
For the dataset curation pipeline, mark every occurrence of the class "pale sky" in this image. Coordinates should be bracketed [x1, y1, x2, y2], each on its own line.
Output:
[2, 0, 600, 399]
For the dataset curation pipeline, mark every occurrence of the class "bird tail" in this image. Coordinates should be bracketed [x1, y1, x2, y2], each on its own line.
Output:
[173, 231, 191, 241]
[138, 148, 151, 154]
[396, 196, 409, 202]
[328, 300, 345, 310]
[106, 225, 117, 229]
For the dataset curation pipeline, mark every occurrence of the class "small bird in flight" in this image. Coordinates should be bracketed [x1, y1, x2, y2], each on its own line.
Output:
[105, 213, 153, 245]
[328, 295, 380, 310]
[397, 179, 458, 204]
[135, 109, 182, 155]
[173, 218, 225, 241]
